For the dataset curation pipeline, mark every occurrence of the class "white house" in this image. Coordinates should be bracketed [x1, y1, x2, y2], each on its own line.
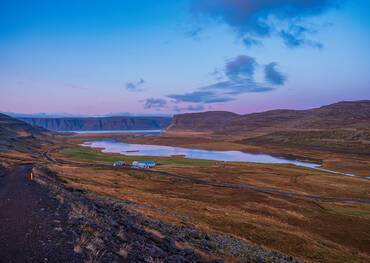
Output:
[113, 160, 126, 167]
[132, 160, 156, 168]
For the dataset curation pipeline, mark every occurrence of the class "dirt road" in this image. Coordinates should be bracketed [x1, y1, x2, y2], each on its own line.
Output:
[0, 165, 82, 263]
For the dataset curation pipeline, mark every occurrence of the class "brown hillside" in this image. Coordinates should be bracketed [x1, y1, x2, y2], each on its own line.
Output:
[167, 100, 370, 134]
[0, 113, 52, 152]
[167, 111, 239, 132]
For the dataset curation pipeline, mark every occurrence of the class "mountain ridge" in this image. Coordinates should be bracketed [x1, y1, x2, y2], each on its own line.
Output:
[167, 100, 370, 134]
[19, 116, 172, 131]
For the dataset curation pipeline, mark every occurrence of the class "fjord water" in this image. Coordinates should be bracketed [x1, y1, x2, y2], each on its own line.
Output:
[83, 140, 366, 178]
[82, 140, 320, 168]
[62, 130, 162, 134]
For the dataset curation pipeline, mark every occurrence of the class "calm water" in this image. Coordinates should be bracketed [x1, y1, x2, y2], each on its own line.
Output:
[82, 140, 320, 169]
[81, 140, 367, 178]
[62, 130, 162, 134]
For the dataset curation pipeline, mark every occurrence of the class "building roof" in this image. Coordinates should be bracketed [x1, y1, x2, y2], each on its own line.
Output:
[134, 160, 156, 164]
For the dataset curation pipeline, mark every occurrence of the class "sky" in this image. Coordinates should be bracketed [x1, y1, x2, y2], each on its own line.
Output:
[1, 0, 370, 116]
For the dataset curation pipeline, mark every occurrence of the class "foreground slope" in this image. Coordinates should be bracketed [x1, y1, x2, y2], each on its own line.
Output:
[0, 165, 82, 262]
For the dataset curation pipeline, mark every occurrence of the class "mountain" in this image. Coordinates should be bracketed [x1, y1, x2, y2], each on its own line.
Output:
[0, 113, 52, 152]
[167, 111, 239, 132]
[225, 100, 370, 134]
[19, 116, 172, 131]
[243, 128, 370, 154]
[167, 100, 370, 135]
[167, 100, 370, 153]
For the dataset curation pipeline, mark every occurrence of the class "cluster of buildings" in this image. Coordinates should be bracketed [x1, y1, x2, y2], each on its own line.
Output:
[113, 160, 156, 169]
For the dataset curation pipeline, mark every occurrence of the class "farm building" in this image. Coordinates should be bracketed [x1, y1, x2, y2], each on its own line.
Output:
[113, 160, 126, 167]
[132, 160, 156, 168]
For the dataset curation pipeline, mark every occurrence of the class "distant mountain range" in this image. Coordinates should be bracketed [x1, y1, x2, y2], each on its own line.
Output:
[1, 100, 370, 154]
[19, 116, 172, 131]
[4, 112, 172, 118]
[167, 100, 370, 154]
[168, 100, 370, 134]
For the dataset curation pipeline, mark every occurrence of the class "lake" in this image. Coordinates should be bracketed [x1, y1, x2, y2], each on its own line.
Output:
[82, 140, 320, 168]
[82, 140, 369, 179]
[82, 140, 364, 178]
[62, 130, 162, 134]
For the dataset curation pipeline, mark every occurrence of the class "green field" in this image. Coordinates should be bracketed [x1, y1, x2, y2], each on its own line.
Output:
[60, 146, 215, 167]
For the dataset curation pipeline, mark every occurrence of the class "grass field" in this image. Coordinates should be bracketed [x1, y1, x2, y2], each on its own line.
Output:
[60, 146, 215, 167]
[52, 141, 370, 263]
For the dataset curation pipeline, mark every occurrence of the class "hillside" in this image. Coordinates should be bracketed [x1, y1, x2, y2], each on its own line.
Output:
[167, 111, 239, 132]
[168, 100, 370, 134]
[225, 100, 370, 134]
[20, 116, 172, 131]
[0, 113, 52, 152]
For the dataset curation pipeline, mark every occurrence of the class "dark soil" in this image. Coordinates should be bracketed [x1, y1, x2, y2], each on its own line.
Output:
[0, 165, 82, 263]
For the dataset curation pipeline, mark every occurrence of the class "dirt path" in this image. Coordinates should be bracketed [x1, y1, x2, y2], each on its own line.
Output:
[0, 165, 82, 263]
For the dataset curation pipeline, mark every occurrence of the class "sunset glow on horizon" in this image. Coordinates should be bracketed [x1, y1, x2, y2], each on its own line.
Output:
[1, 0, 369, 116]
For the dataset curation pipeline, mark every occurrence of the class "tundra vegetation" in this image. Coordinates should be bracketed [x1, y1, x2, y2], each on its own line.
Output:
[51, 130, 370, 263]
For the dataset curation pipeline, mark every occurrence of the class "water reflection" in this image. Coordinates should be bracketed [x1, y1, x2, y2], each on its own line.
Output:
[82, 140, 319, 168]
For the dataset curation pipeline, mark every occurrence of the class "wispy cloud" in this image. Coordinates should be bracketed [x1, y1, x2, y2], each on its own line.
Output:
[126, 79, 145, 92]
[173, 104, 206, 112]
[210, 68, 224, 81]
[279, 25, 323, 49]
[191, 0, 340, 48]
[167, 55, 283, 106]
[168, 91, 234, 103]
[242, 36, 262, 48]
[264, 62, 287, 85]
[201, 79, 273, 95]
[185, 26, 204, 40]
[225, 55, 257, 80]
[143, 98, 167, 110]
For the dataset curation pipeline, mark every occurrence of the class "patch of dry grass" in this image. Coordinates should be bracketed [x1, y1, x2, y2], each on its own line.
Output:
[49, 159, 370, 262]
[48, 133, 370, 262]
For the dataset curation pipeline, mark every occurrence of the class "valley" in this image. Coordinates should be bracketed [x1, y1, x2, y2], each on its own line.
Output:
[1, 101, 370, 262]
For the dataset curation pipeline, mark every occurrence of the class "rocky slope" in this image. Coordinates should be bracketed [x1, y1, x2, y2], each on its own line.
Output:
[20, 116, 172, 131]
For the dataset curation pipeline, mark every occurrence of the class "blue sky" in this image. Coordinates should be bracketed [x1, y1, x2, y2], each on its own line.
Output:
[1, 0, 369, 115]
